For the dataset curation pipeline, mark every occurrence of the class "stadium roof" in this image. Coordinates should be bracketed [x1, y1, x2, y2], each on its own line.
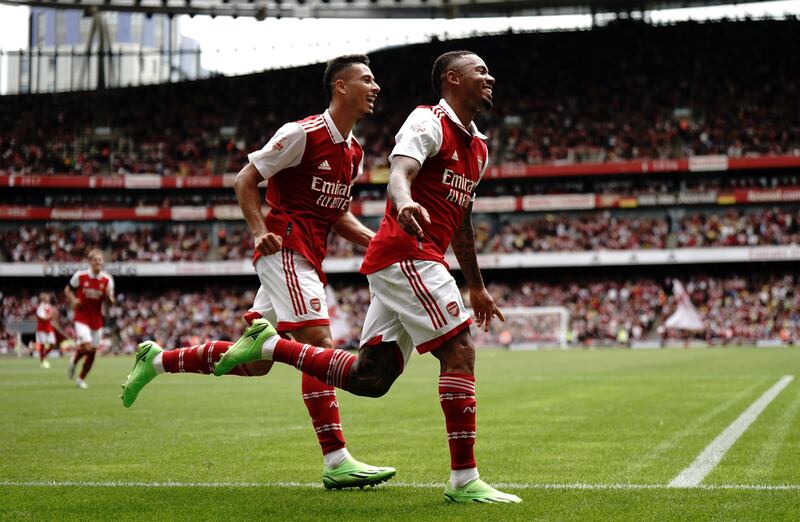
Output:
[0, 0, 782, 20]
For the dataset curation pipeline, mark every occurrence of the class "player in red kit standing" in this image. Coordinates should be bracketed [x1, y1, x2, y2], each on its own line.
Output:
[35, 292, 56, 368]
[65, 249, 115, 389]
[121, 55, 396, 489]
[216, 51, 521, 503]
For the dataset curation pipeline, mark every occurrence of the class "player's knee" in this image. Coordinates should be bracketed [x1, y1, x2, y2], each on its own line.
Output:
[292, 326, 334, 350]
[347, 366, 400, 398]
[357, 376, 394, 398]
[435, 331, 475, 374]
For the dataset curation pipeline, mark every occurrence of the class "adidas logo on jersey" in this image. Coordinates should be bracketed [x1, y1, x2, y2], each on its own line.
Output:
[318, 160, 332, 171]
[451, 151, 459, 161]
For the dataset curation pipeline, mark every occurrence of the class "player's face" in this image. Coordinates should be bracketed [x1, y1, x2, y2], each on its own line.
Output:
[341, 63, 380, 117]
[456, 54, 495, 111]
[89, 253, 103, 273]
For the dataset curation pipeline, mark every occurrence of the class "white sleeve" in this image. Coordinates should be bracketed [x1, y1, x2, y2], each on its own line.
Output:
[247, 122, 306, 180]
[106, 275, 115, 297]
[36, 304, 47, 320]
[389, 108, 443, 166]
[69, 272, 80, 288]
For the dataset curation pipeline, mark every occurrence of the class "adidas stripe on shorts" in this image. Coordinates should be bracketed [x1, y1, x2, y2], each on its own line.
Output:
[251, 249, 330, 333]
[360, 259, 472, 367]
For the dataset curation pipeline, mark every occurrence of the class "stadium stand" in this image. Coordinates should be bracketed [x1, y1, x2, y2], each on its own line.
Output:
[1, 19, 798, 176]
[2, 206, 797, 261]
[2, 271, 797, 354]
[2, 18, 799, 352]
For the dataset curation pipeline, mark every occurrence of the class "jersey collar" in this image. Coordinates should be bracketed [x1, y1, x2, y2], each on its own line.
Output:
[437, 99, 488, 141]
[322, 109, 354, 146]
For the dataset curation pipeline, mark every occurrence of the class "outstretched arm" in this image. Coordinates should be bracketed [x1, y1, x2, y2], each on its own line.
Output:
[234, 163, 282, 256]
[451, 202, 504, 332]
[332, 212, 374, 248]
[388, 155, 431, 240]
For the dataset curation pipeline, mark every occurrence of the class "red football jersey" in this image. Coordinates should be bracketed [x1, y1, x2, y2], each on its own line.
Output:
[247, 110, 363, 284]
[70, 269, 114, 329]
[361, 100, 489, 275]
[36, 303, 54, 333]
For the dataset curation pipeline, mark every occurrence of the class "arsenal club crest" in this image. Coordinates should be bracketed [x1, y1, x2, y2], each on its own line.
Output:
[310, 298, 321, 312]
[446, 301, 459, 318]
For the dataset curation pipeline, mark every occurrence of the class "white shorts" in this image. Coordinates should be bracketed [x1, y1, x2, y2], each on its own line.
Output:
[36, 331, 56, 346]
[251, 250, 329, 333]
[360, 259, 472, 367]
[74, 321, 101, 346]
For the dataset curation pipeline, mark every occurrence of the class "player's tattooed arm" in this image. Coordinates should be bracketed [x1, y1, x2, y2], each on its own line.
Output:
[234, 163, 282, 255]
[332, 212, 374, 248]
[451, 202, 483, 289]
[451, 203, 505, 332]
[388, 155, 431, 239]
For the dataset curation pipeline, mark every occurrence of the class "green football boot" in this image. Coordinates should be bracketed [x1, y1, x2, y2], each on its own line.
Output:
[444, 478, 522, 504]
[213, 318, 277, 376]
[322, 457, 397, 490]
[120, 341, 162, 408]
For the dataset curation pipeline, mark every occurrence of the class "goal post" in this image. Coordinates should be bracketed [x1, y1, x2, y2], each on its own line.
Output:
[471, 306, 570, 349]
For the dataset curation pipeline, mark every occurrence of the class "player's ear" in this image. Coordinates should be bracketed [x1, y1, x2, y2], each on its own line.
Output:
[334, 78, 347, 96]
[446, 69, 460, 88]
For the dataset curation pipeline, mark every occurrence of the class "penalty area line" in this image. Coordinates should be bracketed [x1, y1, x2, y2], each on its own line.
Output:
[669, 375, 795, 488]
[1, 480, 799, 491]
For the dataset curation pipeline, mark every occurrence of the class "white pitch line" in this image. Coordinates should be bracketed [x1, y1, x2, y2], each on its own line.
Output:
[669, 375, 795, 488]
[1, 480, 799, 491]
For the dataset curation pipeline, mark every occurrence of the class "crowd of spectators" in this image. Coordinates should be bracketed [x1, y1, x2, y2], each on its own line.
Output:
[676, 207, 800, 247]
[3, 206, 797, 262]
[0, 224, 219, 262]
[2, 272, 796, 354]
[1, 19, 798, 176]
[326, 206, 800, 257]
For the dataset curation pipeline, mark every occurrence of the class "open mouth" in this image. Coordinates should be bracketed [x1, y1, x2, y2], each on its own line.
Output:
[482, 87, 493, 99]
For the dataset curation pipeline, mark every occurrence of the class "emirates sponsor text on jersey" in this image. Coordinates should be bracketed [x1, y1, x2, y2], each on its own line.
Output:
[311, 175, 352, 211]
[442, 168, 476, 208]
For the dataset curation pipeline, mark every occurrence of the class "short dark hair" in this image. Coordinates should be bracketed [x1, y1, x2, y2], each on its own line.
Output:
[323, 54, 370, 101]
[431, 50, 475, 96]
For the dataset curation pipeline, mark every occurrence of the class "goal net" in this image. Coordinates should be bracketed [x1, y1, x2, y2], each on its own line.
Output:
[471, 306, 570, 349]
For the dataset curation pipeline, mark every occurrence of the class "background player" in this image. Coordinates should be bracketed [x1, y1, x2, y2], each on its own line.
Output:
[122, 55, 395, 489]
[216, 50, 520, 504]
[65, 248, 115, 389]
[35, 292, 56, 369]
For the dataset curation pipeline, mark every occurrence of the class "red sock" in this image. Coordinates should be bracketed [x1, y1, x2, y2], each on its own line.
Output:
[439, 373, 477, 470]
[40, 346, 52, 361]
[162, 341, 251, 376]
[37, 344, 45, 362]
[302, 373, 346, 455]
[273, 339, 355, 389]
[79, 350, 96, 379]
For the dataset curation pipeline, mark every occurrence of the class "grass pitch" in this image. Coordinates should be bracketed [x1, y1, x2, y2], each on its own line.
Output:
[2, 347, 799, 520]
